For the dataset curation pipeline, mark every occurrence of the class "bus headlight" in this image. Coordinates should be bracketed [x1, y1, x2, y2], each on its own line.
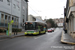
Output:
[25, 32, 27, 34]
[34, 32, 36, 33]
[25, 32, 27, 33]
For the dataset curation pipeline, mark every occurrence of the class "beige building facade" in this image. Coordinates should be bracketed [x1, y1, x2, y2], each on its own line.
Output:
[28, 15, 36, 21]
[53, 18, 64, 27]
[65, 0, 75, 38]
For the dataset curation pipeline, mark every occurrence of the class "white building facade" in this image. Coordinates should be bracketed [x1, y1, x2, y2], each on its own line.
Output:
[53, 18, 64, 27]
[65, 0, 75, 38]
[28, 15, 36, 21]
[0, 0, 28, 30]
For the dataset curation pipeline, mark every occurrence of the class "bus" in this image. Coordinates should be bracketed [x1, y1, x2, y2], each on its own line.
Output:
[25, 21, 47, 35]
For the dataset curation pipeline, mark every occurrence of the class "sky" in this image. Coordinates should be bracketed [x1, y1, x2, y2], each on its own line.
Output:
[28, 0, 67, 20]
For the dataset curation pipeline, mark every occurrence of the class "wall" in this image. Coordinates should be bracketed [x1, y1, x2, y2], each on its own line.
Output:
[0, 0, 21, 28]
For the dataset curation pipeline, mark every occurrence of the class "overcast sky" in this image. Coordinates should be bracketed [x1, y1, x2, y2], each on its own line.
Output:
[28, 0, 67, 20]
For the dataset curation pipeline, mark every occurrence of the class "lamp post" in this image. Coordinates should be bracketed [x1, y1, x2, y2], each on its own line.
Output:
[11, 0, 12, 21]
[8, 0, 13, 36]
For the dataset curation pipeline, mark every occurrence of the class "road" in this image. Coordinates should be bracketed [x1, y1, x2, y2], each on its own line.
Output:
[0, 28, 75, 50]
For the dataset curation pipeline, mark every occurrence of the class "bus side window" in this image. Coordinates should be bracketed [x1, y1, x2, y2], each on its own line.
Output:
[38, 26, 41, 31]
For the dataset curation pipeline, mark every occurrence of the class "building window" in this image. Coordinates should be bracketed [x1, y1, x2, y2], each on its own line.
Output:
[5, 15, 7, 20]
[14, 17, 16, 22]
[13, 4, 16, 8]
[12, 17, 14, 20]
[1, 14, 4, 19]
[16, 18, 17, 22]
[7, 0, 10, 2]
[7, 0, 10, 5]
[8, 16, 10, 20]
[25, 0, 28, 2]
[23, 19, 24, 22]
[0, 0, 3, 2]
[17, 18, 18, 22]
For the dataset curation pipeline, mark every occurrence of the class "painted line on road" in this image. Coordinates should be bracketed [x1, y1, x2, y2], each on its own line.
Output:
[34, 35, 45, 39]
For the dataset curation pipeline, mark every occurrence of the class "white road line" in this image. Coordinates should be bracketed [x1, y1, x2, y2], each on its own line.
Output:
[34, 35, 45, 39]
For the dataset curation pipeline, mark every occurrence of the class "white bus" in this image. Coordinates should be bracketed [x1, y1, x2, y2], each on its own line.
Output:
[24, 21, 47, 35]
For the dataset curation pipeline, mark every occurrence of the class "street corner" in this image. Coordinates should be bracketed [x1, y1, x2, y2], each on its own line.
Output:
[61, 40, 75, 45]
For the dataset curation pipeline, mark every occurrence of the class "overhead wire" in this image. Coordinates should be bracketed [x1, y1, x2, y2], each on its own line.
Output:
[28, 5, 41, 16]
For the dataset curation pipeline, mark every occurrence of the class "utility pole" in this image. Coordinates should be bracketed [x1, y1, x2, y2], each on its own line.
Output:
[11, 0, 12, 21]
[8, 0, 13, 36]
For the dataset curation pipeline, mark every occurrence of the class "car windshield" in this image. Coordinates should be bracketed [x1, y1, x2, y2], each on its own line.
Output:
[48, 29, 51, 30]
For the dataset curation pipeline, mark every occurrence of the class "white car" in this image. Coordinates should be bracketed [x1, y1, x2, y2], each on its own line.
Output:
[51, 28, 55, 32]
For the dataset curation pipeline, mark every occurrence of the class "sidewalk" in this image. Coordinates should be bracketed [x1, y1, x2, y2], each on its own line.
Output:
[61, 30, 75, 45]
[0, 33, 25, 39]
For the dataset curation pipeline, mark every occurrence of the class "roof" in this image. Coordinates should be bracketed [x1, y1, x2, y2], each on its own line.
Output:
[25, 21, 47, 24]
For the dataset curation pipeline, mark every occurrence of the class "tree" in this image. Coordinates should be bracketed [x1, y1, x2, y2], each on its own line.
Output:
[46, 19, 57, 28]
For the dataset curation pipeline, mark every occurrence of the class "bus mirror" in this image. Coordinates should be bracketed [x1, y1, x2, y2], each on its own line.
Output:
[26, 23, 27, 24]
[30, 23, 32, 24]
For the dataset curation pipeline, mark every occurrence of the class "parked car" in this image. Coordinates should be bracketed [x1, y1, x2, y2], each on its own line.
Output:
[51, 28, 55, 32]
[47, 29, 53, 32]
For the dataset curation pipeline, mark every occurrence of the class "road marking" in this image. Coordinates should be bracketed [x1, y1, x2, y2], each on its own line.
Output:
[34, 35, 45, 39]
[34, 37, 41, 39]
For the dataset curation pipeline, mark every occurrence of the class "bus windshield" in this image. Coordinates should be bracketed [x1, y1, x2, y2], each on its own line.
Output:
[25, 22, 35, 30]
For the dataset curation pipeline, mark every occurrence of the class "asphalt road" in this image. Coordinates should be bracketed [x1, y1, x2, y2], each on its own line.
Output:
[0, 28, 75, 50]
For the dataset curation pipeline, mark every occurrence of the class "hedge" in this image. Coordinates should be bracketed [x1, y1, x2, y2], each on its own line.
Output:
[0, 28, 22, 33]
[0, 29, 4, 33]
[12, 28, 22, 32]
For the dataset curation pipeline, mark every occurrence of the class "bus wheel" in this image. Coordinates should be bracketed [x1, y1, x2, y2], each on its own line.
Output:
[39, 31, 41, 35]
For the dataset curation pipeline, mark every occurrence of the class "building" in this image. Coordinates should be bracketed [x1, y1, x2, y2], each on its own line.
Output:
[53, 18, 64, 27]
[28, 15, 36, 21]
[0, 0, 28, 30]
[35, 16, 42, 20]
[65, 0, 75, 38]
[28, 15, 46, 25]
[20, 0, 28, 31]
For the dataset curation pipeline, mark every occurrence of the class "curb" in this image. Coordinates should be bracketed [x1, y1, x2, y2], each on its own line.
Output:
[61, 31, 75, 45]
[0, 35, 25, 39]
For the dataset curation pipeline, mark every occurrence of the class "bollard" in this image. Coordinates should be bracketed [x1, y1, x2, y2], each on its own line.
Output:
[14, 32, 15, 35]
[6, 30, 8, 35]
[14, 30, 16, 35]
